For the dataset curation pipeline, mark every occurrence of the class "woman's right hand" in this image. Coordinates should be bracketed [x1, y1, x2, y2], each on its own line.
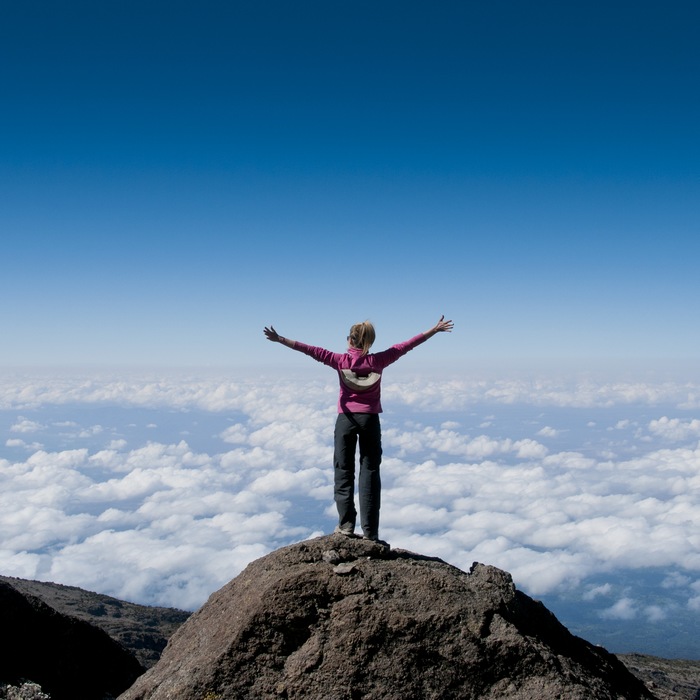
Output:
[264, 326, 281, 342]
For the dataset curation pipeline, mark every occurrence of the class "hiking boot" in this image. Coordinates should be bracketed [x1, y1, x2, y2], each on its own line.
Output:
[334, 523, 355, 537]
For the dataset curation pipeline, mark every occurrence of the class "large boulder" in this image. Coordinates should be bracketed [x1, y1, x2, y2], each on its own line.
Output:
[119, 535, 655, 700]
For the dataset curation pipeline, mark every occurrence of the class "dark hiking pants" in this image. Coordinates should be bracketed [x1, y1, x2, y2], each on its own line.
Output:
[333, 412, 382, 539]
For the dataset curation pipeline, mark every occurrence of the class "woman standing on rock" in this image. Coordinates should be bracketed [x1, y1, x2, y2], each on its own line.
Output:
[263, 316, 454, 542]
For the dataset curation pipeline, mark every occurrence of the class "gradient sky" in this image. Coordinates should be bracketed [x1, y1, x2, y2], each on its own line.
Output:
[2, 0, 699, 368]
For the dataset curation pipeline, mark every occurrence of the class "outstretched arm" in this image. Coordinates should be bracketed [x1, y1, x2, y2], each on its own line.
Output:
[423, 315, 454, 340]
[263, 325, 295, 349]
[264, 326, 341, 368]
[369, 315, 454, 367]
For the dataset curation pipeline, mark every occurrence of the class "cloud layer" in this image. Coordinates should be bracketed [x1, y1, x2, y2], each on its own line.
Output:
[0, 368, 698, 655]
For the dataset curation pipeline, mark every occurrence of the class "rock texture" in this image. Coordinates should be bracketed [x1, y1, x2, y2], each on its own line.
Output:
[618, 655, 700, 700]
[119, 535, 655, 700]
[0, 581, 143, 700]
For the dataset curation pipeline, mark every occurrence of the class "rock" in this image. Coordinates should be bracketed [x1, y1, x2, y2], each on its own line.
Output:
[322, 549, 342, 565]
[119, 535, 655, 700]
[618, 654, 700, 700]
[0, 580, 144, 700]
[332, 562, 357, 575]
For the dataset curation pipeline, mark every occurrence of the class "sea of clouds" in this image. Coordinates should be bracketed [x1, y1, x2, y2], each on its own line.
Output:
[1, 367, 698, 657]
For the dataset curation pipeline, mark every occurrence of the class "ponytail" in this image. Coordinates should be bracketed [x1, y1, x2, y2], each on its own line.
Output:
[348, 321, 376, 356]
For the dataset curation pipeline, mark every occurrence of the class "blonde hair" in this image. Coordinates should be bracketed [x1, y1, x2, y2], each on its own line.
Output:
[348, 321, 375, 356]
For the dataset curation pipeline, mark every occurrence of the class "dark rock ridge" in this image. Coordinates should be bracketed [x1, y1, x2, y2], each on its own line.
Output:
[119, 535, 655, 700]
[0, 574, 190, 669]
[0, 580, 143, 700]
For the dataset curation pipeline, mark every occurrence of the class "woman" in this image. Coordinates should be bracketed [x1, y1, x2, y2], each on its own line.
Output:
[263, 315, 454, 541]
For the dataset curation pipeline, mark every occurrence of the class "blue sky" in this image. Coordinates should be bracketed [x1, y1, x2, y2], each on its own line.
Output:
[2, 0, 699, 367]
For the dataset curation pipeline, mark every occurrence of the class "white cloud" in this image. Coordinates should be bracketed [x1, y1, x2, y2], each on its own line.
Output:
[0, 433, 327, 608]
[5, 438, 44, 450]
[0, 369, 699, 620]
[2, 369, 700, 412]
[515, 439, 549, 459]
[47, 528, 276, 609]
[601, 597, 637, 620]
[648, 416, 700, 442]
[483, 547, 590, 596]
[583, 583, 612, 600]
[644, 605, 667, 622]
[220, 423, 249, 444]
[688, 580, 700, 611]
[249, 467, 328, 497]
[0, 548, 43, 579]
[79, 425, 104, 438]
[10, 418, 44, 433]
[662, 572, 691, 589]
[384, 426, 548, 461]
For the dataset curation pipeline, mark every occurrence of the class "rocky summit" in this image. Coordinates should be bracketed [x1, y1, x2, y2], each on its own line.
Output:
[119, 535, 654, 700]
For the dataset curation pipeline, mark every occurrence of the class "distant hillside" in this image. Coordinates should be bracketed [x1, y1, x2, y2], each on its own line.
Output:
[0, 580, 143, 700]
[617, 654, 700, 700]
[0, 575, 190, 669]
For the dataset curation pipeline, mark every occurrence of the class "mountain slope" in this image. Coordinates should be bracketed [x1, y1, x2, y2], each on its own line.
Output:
[0, 574, 190, 670]
[0, 581, 143, 700]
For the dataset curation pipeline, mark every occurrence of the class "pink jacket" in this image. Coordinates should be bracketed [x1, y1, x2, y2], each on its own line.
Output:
[292, 334, 428, 413]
